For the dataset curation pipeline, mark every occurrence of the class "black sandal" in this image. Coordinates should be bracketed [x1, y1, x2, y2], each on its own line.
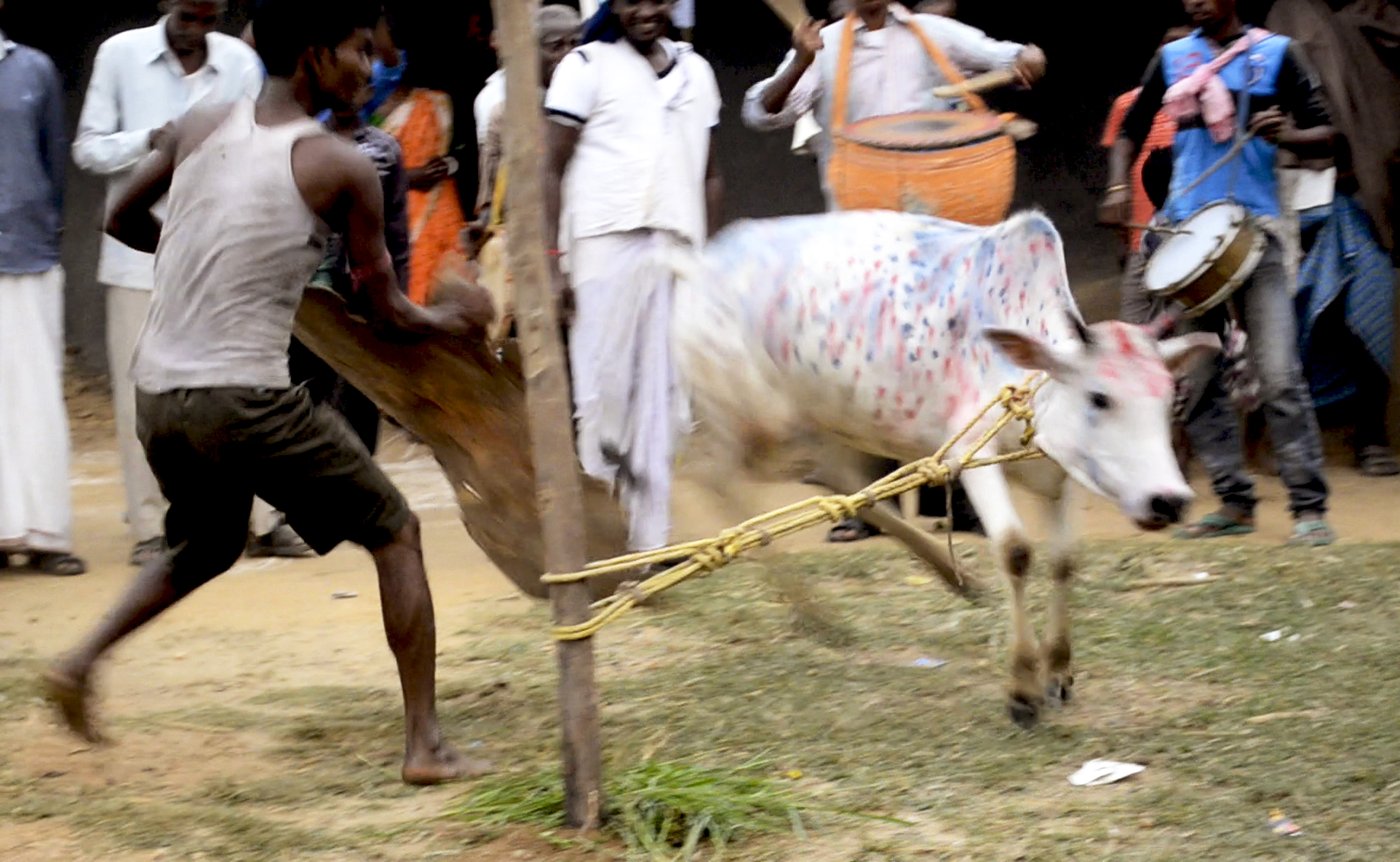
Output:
[1357, 446, 1400, 478]
[827, 517, 882, 543]
[27, 552, 87, 577]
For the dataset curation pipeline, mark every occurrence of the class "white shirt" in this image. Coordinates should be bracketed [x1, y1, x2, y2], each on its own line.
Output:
[474, 69, 506, 147]
[72, 17, 262, 291]
[546, 39, 720, 248]
[1285, 167, 1336, 212]
[742, 5, 1023, 205]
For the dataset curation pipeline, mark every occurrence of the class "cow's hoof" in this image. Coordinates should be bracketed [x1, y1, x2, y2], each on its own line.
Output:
[1007, 694, 1041, 729]
[1046, 676, 1074, 706]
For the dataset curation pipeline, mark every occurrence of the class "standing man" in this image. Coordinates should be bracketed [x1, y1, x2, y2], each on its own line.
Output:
[0, 2, 86, 576]
[1100, 0, 1337, 546]
[473, 5, 581, 342]
[46, 0, 494, 785]
[71, 1, 302, 566]
[544, 0, 722, 555]
[476, 5, 582, 222]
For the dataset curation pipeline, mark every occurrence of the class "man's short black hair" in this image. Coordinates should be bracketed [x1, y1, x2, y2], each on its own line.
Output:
[252, 0, 380, 78]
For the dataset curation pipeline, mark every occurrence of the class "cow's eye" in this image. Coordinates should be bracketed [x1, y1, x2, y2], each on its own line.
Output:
[1089, 391, 1113, 411]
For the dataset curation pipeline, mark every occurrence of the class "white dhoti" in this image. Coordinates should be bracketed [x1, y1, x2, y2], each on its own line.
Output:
[106, 284, 167, 543]
[107, 286, 292, 546]
[0, 267, 74, 553]
[568, 231, 690, 552]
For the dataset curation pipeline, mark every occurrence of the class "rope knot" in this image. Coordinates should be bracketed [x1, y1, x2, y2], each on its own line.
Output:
[915, 461, 950, 486]
[615, 580, 648, 605]
[694, 547, 734, 572]
[817, 496, 863, 523]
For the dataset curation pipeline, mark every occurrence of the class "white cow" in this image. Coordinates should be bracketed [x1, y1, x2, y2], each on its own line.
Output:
[673, 210, 1218, 727]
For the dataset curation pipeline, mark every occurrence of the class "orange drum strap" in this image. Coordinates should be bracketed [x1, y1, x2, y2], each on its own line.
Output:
[904, 19, 988, 113]
[830, 14, 858, 136]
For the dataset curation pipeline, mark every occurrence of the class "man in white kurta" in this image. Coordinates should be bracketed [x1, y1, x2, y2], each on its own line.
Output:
[544, 1, 722, 553]
[72, 2, 272, 565]
[0, 27, 85, 575]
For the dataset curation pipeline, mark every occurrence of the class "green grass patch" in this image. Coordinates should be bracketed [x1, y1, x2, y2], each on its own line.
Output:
[450, 758, 803, 860]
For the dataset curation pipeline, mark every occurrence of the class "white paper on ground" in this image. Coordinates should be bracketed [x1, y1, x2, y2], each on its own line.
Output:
[1068, 760, 1146, 787]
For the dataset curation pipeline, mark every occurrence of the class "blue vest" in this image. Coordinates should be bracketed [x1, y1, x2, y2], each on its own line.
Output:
[1160, 29, 1290, 222]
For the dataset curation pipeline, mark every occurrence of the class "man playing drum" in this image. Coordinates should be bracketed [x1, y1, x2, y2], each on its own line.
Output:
[742, 0, 1045, 211]
[1100, 0, 1337, 546]
[742, 0, 1045, 543]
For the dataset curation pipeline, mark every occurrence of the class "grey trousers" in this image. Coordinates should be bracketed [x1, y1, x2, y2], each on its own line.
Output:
[1120, 238, 1329, 517]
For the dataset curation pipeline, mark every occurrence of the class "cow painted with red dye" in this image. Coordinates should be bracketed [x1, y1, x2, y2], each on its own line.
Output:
[673, 210, 1218, 727]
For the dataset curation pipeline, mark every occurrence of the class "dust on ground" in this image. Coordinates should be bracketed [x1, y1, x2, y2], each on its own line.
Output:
[2, 375, 1399, 860]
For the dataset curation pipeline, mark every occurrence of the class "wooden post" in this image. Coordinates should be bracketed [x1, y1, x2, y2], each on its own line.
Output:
[491, 0, 603, 829]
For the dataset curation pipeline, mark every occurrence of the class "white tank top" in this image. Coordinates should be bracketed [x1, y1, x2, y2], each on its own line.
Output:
[133, 99, 331, 393]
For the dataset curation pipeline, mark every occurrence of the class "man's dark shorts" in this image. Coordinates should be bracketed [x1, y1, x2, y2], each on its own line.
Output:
[137, 386, 410, 574]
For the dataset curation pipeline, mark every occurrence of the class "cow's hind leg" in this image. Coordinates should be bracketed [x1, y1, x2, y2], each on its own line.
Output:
[810, 449, 981, 600]
[1041, 485, 1077, 706]
[960, 467, 1042, 728]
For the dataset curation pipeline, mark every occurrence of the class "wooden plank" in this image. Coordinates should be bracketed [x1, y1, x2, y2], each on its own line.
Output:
[491, 0, 603, 830]
[292, 288, 631, 602]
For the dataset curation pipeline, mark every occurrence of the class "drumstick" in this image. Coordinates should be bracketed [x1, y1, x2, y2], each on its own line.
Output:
[1003, 117, 1038, 141]
[933, 69, 1019, 100]
[1125, 223, 1197, 236]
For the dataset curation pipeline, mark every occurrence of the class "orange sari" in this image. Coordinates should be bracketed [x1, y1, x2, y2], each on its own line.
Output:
[379, 90, 468, 305]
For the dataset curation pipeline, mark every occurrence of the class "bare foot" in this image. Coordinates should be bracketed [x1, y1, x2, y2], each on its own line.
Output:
[401, 742, 494, 786]
[43, 666, 106, 745]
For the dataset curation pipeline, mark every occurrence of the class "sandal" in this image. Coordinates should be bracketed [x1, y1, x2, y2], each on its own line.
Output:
[130, 537, 167, 567]
[827, 517, 882, 543]
[1176, 510, 1256, 540]
[1288, 518, 1336, 548]
[1356, 446, 1400, 478]
[27, 552, 87, 577]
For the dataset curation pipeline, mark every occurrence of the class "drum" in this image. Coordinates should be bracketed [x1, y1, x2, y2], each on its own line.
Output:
[828, 111, 1016, 225]
[1143, 201, 1266, 318]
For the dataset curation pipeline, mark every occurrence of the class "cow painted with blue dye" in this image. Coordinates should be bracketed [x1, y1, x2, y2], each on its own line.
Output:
[673, 210, 1218, 727]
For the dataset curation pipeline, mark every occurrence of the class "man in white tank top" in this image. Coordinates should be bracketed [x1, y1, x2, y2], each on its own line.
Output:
[45, 0, 494, 787]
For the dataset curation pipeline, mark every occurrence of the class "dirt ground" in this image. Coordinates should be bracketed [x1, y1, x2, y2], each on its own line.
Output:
[2, 380, 1399, 860]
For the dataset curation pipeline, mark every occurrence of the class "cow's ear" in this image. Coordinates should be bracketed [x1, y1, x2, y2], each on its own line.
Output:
[1158, 332, 1220, 377]
[983, 328, 1074, 376]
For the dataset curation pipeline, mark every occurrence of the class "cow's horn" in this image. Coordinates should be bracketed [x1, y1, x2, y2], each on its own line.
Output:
[1146, 311, 1179, 339]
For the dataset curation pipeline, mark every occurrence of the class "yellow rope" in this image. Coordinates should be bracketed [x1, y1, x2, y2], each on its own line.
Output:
[547, 375, 1048, 641]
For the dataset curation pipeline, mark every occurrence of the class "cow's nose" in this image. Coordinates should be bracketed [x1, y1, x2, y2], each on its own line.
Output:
[1149, 494, 1188, 524]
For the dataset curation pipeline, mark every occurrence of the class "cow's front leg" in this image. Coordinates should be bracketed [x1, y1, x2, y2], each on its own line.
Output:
[811, 448, 981, 600]
[960, 467, 1042, 728]
[1041, 486, 1077, 706]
